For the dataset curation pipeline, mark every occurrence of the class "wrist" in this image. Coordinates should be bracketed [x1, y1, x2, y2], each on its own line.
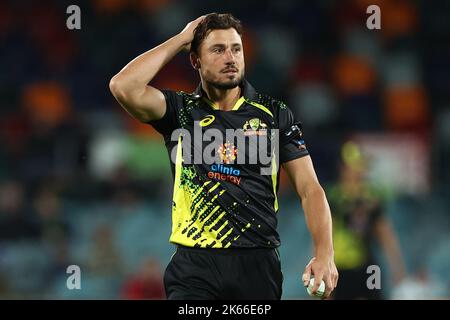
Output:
[314, 247, 334, 261]
[175, 32, 191, 47]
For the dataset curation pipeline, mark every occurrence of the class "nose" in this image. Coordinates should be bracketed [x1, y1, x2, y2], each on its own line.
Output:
[224, 48, 236, 65]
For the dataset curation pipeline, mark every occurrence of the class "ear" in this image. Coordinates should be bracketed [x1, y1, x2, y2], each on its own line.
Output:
[190, 52, 200, 70]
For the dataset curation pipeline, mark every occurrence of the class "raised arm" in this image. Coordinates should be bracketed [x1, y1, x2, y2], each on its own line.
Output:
[283, 156, 339, 298]
[109, 16, 205, 122]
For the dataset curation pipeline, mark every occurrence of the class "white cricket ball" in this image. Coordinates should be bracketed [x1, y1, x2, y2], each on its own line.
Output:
[307, 278, 326, 298]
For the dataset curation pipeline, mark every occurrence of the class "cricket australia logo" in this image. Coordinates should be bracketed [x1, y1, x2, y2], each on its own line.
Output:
[217, 142, 238, 164]
[243, 118, 267, 136]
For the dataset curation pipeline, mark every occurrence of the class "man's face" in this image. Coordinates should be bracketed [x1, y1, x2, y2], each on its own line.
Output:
[194, 28, 245, 90]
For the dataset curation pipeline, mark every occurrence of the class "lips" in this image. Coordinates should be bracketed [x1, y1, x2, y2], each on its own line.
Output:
[222, 68, 238, 74]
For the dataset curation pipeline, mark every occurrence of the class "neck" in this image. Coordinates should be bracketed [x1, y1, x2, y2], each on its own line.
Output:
[202, 80, 242, 111]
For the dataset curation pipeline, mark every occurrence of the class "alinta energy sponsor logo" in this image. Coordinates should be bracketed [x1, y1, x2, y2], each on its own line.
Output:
[243, 118, 267, 136]
[208, 142, 241, 185]
[208, 163, 242, 186]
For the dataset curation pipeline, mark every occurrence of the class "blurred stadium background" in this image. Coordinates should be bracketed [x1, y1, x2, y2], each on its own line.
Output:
[0, 0, 449, 299]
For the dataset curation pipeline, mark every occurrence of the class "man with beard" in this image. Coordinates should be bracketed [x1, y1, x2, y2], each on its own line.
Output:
[110, 13, 338, 300]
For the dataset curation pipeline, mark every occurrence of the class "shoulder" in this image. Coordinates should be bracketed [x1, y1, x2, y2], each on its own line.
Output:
[252, 92, 288, 110]
[246, 91, 290, 119]
[161, 90, 200, 110]
[163, 89, 189, 101]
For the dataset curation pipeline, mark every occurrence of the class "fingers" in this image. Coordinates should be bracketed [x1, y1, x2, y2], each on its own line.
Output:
[302, 263, 312, 287]
[322, 263, 339, 299]
[328, 263, 338, 290]
[334, 269, 339, 290]
[333, 270, 339, 289]
[303, 258, 339, 299]
[311, 272, 324, 295]
[323, 275, 333, 299]
[322, 267, 339, 299]
[193, 15, 207, 26]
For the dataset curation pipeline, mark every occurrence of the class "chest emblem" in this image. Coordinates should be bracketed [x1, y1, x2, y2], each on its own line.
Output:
[243, 118, 268, 136]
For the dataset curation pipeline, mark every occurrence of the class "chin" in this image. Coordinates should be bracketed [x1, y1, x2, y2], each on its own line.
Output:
[210, 76, 243, 90]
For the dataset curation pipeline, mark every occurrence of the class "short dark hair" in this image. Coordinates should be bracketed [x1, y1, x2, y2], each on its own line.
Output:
[190, 13, 243, 55]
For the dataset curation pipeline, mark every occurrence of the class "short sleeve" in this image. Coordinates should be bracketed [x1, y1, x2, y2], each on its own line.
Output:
[278, 105, 309, 164]
[147, 89, 181, 137]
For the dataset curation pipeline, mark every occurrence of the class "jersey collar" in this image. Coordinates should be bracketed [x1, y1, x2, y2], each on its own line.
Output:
[191, 79, 258, 110]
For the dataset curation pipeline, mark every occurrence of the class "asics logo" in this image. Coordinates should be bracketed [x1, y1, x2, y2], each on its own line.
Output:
[199, 115, 215, 127]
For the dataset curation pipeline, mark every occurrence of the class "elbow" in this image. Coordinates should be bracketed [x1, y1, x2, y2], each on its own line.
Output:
[311, 185, 327, 201]
[300, 183, 326, 202]
[109, 74, 142, 104]
[109, 75, 125, 99]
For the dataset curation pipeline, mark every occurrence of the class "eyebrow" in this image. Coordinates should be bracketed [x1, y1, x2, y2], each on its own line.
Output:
[209, 43, 242, 49]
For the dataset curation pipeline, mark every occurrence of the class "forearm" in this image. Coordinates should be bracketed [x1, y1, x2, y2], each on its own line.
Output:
[283, 157, 339, 295]
[111, 33, 189, 91]
[387, 244, 406, 282]
[376, 220, 407, 282]
[301, 186, 334, 259]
